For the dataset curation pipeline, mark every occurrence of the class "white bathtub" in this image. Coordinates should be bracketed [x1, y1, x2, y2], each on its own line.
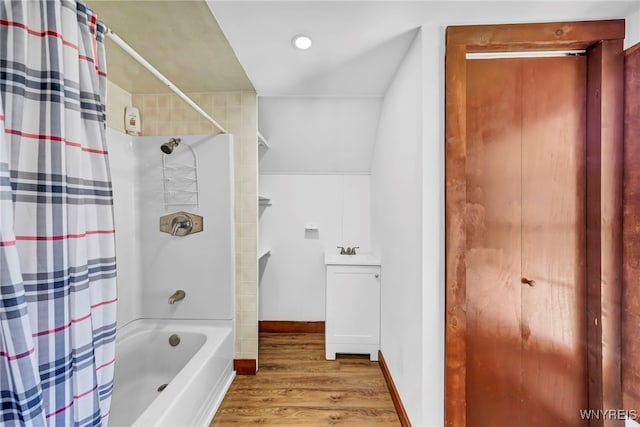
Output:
[108, 319, 235, 427]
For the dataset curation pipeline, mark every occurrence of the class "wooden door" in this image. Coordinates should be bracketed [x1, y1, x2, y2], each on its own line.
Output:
[445, 21, 624, 427]
[623, 42, 640, 417]
[466, 56, 587, 426]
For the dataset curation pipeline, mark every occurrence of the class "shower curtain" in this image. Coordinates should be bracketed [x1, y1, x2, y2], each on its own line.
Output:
[0, 1, 117, 426]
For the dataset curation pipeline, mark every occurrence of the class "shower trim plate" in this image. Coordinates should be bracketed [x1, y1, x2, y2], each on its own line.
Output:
[160, 211, 203, 236]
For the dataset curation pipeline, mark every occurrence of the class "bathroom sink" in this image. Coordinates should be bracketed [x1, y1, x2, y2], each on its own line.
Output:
[324, 253, 381, 266]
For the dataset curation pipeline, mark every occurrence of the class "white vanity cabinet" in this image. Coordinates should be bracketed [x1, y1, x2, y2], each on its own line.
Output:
[324, 254, 381, 361]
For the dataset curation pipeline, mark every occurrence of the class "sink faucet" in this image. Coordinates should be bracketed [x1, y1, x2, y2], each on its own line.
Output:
[168, 290, 186, 304]
[337, 246, 360, 255]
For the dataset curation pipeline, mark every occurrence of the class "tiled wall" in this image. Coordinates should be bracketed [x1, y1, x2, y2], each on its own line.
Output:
[105, 82, 259, 362]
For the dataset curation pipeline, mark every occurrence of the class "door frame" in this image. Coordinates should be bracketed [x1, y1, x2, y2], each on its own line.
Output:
[445, 20, 624, 426]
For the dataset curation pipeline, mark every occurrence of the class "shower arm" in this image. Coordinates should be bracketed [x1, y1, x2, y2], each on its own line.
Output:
[105, 28, 228, 135]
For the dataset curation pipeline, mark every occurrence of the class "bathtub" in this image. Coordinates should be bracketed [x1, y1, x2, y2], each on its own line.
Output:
[108, 319, 235, 427]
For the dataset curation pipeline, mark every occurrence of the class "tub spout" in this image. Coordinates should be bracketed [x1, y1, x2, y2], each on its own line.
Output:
[168, 290, 186, 304]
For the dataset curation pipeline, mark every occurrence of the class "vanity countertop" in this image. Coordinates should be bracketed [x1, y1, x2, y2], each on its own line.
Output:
[324, 253, 381, 266]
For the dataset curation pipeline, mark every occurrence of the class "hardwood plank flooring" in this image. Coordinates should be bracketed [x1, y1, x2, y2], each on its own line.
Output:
[210, 333, 400, 426]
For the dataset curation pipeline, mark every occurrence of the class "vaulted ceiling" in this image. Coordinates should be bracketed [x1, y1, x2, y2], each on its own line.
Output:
[210, 0, 640, 96]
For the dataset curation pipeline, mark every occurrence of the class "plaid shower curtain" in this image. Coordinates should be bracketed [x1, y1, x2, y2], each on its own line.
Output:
[0, 1, 117, 426]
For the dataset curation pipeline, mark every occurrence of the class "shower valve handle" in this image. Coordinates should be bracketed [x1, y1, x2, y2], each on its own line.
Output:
[170, 215, 193, 236]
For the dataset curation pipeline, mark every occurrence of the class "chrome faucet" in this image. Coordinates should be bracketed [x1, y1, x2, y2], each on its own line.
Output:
[168, 290, 186, 304]
[337, 246, 360, 255]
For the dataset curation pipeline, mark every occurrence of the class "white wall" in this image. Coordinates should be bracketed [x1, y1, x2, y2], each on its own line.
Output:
[420, 24, 445, 427]
[106, 129, 141, 328]
[258, 97, 382, 173]
[626, 9, 640, 49]
[370, 31, 430, 425]
[257, 96, 376, 321]
[258, 174, 370, 320]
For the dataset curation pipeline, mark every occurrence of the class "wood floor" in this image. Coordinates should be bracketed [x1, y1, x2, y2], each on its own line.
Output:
[210, 333, 401, 426]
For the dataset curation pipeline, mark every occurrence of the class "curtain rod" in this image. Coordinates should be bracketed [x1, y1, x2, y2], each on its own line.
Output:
[105, 28, 228, 134]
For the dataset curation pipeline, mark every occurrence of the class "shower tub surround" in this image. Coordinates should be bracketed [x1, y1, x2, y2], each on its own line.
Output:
[107, 129, 235, 425]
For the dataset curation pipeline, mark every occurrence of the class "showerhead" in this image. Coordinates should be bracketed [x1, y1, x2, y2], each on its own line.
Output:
[161, 138, 181, 154]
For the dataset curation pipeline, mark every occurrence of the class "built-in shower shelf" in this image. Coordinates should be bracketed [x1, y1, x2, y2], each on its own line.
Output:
[258, 131, 270, 150]
[258, 247, 272, 260]
[164, 176, 197, 182]
[163, 164, 196, 170]
[258, 195, 272, 207]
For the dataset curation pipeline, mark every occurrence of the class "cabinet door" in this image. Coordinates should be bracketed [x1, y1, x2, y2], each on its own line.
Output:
[326, 265, 380, 345]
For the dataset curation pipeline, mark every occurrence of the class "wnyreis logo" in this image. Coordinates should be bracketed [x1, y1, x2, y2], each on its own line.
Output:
[579, 409, 638, 421]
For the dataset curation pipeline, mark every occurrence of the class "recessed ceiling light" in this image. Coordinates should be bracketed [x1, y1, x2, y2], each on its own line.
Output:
[292, 34, 312, 50]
